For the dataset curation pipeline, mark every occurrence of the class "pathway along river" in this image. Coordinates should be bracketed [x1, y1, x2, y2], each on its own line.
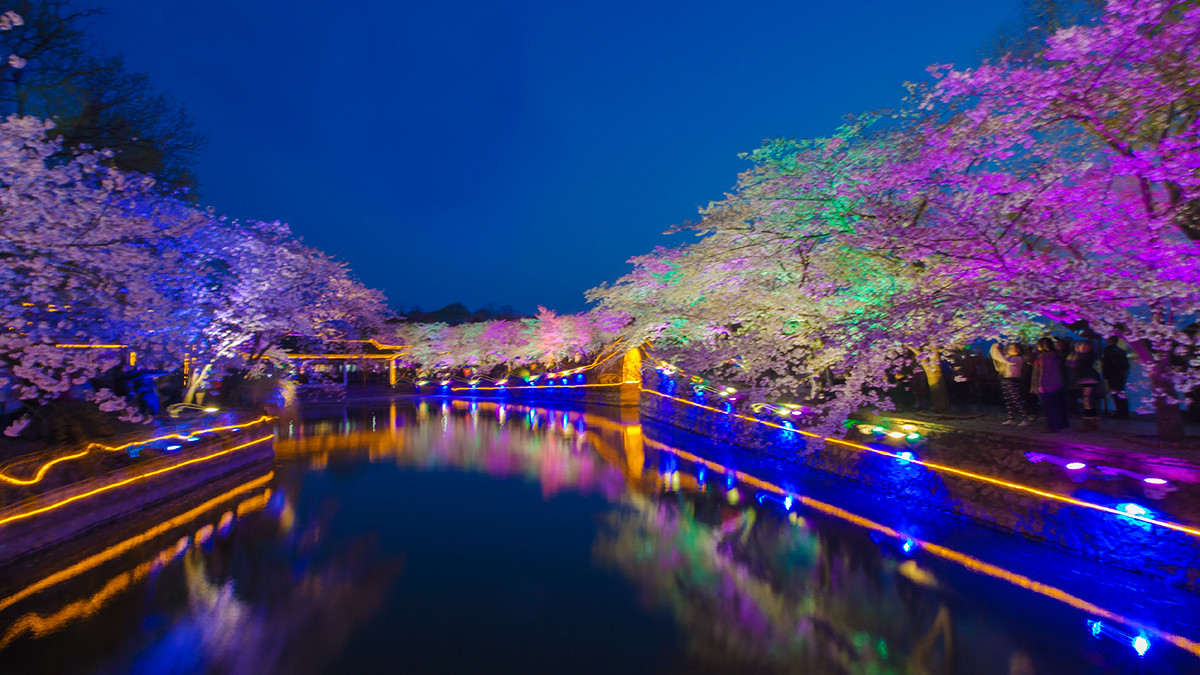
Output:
[1, 399, 1197, 674]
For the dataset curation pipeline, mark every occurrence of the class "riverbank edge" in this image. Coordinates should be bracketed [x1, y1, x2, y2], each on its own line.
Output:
[631, 371, 1200, 594]
[0, 417, 275, 568]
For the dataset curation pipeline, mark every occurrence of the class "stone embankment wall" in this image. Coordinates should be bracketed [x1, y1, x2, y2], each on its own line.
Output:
[637, 370, 1200, 593]
[0, 417, 274, 566]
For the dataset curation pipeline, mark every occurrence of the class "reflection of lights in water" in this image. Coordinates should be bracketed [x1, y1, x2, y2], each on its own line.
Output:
[0, 485, 270, 651]
[279, 500, 295, 533]
[0, 475, 272, 627]
[218, 511, 234, 536]
[1066, 462, 1086, 470]
[640, 434, 1200, 657]
[897, 560, 936, 587]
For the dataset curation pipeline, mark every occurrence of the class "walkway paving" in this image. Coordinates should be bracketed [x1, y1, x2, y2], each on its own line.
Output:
[879, 406, 1200, 479]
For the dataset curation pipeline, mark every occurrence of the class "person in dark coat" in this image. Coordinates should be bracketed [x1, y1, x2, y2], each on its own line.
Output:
[1067, 341, 1102, 430]
[1032, 338, 1067, 432]
[1019, 344, 1039, 420]
[1055, 337, 1076, 415]
[1102, 336, 1131, 419]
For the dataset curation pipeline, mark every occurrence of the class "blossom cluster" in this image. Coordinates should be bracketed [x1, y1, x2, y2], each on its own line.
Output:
[394, 307, 625, 375]
[0, 117, 390, 435]
[589, 0, 1200, 438]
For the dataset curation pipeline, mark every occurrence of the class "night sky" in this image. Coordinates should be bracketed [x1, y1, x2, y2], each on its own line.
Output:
[93, 1, 1018, 315]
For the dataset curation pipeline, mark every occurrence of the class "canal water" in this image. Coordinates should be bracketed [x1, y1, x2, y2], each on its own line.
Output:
[1, 399, 1197, 674]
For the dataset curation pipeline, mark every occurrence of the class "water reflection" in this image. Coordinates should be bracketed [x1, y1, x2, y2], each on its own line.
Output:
[1, 400, 1196, 673]
[276, 401, 631, 502]
[128, 511, 399, 675]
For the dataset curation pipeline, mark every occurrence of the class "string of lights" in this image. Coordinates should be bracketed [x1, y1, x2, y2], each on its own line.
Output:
[0, 416, 275, 487]
[0, 434, 274, 528]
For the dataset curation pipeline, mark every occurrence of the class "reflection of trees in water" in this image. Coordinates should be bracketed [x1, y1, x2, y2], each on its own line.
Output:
[130, 500, 401, 675]
[281, 403, 630, 500]
[594, 492, 958, 674]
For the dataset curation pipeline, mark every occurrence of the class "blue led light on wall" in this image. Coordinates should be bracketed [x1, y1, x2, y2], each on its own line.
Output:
[1117, 502, 1150, 517]
[1087, 619, 1151, 657]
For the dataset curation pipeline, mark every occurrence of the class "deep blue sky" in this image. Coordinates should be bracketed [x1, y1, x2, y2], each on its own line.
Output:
[93, 1, 1017, 315]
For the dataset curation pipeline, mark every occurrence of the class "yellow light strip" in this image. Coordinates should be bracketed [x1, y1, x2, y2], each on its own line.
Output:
[331, 338, 408, 350]
[0, 435, 274, 528]
[52, 344, 127, 349]
[0, 483, 273, 649]
[640, 436, 1200, 658]
[0, 473, 273, 614]
[0, 416, 275, 487]
[640, 388, 1200, 539]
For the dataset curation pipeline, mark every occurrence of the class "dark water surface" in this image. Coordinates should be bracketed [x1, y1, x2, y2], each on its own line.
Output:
[2, 399, 1198, 674]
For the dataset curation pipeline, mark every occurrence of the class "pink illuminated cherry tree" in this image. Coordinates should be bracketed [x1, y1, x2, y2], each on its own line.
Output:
[592, 0, 1200, 439]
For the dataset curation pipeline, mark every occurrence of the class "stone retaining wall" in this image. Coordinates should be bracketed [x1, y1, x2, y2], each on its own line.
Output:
[638, 370, 1200, 593]
[0, 424, 274, 566]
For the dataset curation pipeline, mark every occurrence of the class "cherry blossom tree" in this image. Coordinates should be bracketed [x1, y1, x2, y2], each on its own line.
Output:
[395, 309, 624, 377]
[0, 116, 206, 434]
[887, 0, 1200, 438]
[178, 219, 391, 403]
[0, 112, 392, 434]
[589, 118, 1029, 429]
[592, 0, 1200, 439]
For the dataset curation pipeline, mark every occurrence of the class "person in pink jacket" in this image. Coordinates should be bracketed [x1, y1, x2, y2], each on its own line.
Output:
[990, 342, 1030, 426]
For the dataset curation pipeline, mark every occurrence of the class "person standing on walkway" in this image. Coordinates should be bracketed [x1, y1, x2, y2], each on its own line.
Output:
[990, 342, 1029, 426]
[1102, 336, 1131, 419]
[1055, 337, 1077, 416]
[1068, 341, 1102, 431]
[1032, 338, 1067, 432]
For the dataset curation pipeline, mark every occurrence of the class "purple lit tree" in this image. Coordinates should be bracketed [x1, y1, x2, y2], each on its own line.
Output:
[886, 0, 1200, 438]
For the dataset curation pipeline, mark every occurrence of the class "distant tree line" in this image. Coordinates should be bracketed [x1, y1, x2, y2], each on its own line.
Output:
[396, 303, 529, 326]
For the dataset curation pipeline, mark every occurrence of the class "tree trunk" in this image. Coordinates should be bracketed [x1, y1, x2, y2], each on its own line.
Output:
[1128, 338, 1185, 441]
[919, 354, 951, 413]
[1154, 393, 1185, 441]
[184, 363, 213, 405]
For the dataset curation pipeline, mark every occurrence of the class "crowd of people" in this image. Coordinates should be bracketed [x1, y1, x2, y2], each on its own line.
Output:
[894, 336, 1139, 434]
[989, 337, 1130, 433]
